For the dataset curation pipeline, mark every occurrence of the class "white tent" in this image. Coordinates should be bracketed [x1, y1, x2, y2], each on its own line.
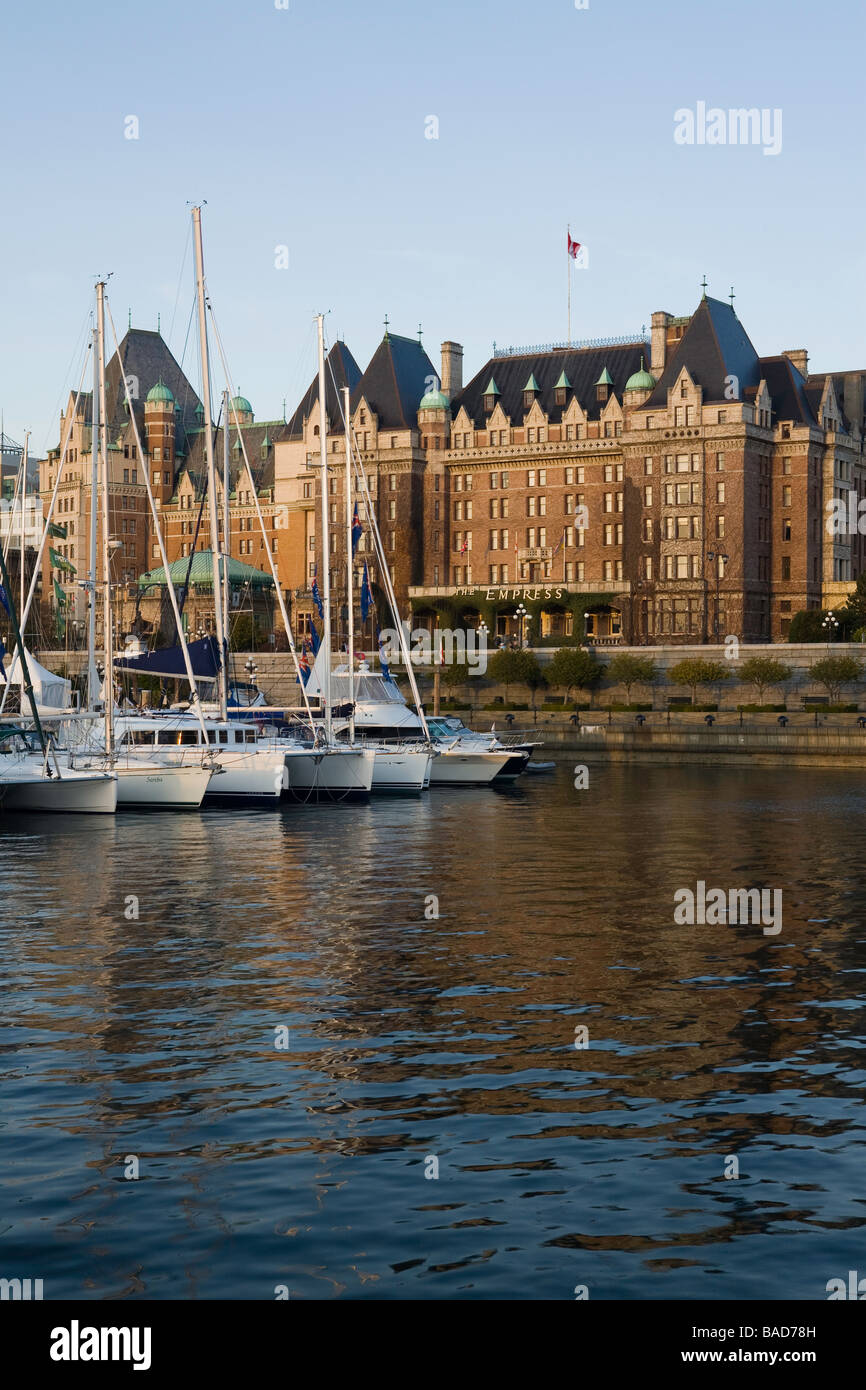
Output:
[3, 648, 73, 715]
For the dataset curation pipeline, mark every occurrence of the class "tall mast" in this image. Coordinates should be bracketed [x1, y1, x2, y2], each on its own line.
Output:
[222, 388, 230, 655]
[316, 314, 332, 742]
[191, 205, 228, 721]
[87, 319, 100, 710]
[96, 279, 113, 757]
[343, 386, 355, 742]
[20, 430, 29, 619]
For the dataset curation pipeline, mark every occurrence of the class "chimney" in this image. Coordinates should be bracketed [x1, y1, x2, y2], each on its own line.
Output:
[782, 348, 808, 378]
[441, 341, 463, 400]
[650, 311, 670, 376]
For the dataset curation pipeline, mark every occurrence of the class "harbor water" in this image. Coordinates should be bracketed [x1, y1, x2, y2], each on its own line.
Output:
[1, 760, 864, 1300]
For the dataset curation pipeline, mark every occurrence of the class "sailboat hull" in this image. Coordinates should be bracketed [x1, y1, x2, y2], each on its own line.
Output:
[0, 769, 117, 814]
[283, 747, 374, 800]
[370, 749, 432, 794]
[114, 763, 212, 808]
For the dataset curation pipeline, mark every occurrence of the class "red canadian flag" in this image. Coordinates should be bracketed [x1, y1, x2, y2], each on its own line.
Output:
[567, 233, 581, 260]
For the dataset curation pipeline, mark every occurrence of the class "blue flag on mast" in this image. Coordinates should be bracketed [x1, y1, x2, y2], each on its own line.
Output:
[0, 585, 11, 616]
[308, 619, 321, 656]
[351, 502, 362, 556]
[311, 564, 324, 620]
[360, 561, 372, 623]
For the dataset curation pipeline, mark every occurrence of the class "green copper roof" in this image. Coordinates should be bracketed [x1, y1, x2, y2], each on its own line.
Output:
[596, 367, 613, 386]
[231, 394, 252, 416]
[138, 549, 274, 590]
[146, 378, 174, 404]
[554, 370, 571, 389]
[625, 356, 657, 392]
[482, 377, 500, 396]
[419, 386, 449, 410]
[523, 373, 540, 392]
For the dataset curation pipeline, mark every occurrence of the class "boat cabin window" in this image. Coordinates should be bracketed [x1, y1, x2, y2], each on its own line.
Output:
[156, 729, 199, 746]
[233, 730, 245, 744]
[121, 730, 156, 746]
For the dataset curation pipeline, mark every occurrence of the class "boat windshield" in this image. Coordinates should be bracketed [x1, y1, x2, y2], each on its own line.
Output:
[329, 673, 405, 705]
[427, 717, 466, 737]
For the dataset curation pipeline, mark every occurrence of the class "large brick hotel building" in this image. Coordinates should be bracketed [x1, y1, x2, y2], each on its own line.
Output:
[282, 293, 866, 647]
[42, 291, 866, 649]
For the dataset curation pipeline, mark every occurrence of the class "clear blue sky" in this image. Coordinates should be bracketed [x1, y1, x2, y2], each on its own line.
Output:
[2, 0, 864, 452]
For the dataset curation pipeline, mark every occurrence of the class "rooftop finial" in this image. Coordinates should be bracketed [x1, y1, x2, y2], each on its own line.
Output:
[700, 274, 708, 299]
[128, 307, 131, 330]
[383, 313, 390, 340]
[417, 322, 423, 342]
[282, 397, 286, 422]
[729, 285, 736, 309]
[157, 312, 161, 333]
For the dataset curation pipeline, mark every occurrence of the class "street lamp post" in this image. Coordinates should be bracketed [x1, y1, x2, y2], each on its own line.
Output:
[514, 602, 528, 648]
[822, 613, 840, 647]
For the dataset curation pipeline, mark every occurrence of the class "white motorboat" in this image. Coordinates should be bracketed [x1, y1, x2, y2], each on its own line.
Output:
[0, 728, 117, 814]
[325, 669, 512, 787]
[109, 714, 284, 802]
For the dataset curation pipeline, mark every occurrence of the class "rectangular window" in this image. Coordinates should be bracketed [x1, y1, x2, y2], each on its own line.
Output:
[527, 496, 537, 516]
[565, 467, 574, 484]
[716, 482, 725, 503]
[527, 470, 536, 487]
[782, 518, 792, 541]
[644, 457, 653, 474]
[716, 452, 725, 471]
[644, 485, 653, 507]
[604, 464, 613, 482]
[576, 466, 584, 483]
[716, 515, 725, 538]
[781, 556, 791, 580]
[782, 485, 792, 507]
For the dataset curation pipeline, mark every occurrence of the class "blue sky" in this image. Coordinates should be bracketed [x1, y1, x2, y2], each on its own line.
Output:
[2, 0, 864, 452]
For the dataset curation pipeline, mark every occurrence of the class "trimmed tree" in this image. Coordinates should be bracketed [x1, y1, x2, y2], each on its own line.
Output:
[546, 647, 603, 705]
[604, 653, 656, 704]
[487, 647, 542, 705]
[738, 655, 792, 705]
[809, 655, 863, 704]
[668, 658, 730, 706]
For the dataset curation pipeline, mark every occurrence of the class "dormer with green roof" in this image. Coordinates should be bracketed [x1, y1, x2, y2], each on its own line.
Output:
[596, 366, 613, 403]
[554, 369, 571, 406]
[522, 373, 541, 408]
[482, 377, 501, 414]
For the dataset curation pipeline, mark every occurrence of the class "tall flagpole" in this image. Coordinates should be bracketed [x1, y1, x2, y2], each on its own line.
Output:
[567, 224, 571, 347]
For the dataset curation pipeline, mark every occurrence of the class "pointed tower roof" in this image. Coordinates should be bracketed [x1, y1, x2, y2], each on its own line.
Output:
[596, 366, 613, 386]
[286, 340, 363, 436]
[352, 332, 439, 429]
[645, 296, 761, 408]
[523, 373, 540, 392]
[554, 369, 571, 389]
[483, 376, 500, 396]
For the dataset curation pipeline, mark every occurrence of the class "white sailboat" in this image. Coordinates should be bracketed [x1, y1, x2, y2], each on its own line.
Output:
[56, 278, 216, 810]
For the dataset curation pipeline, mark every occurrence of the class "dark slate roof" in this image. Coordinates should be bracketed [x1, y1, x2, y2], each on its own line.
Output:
[757, 356, 816, 426]
[353, 333, 438, 429]
[105, 329, 203, 436]
[181, 421, 291, 495]
[286, 341, 362, 437]
[645, 297, 761, 409]
[453, 342, 648, 426]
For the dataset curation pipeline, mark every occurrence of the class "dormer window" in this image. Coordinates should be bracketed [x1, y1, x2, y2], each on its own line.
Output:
[522, 373, 540, 411]
[555, 388, 566, 407]
[483, 394, 495, 413]
[680, 380, 688, 398]
[595, 367, 612, 403]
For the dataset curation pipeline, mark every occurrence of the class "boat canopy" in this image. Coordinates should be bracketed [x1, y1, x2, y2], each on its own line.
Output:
[114, 636, 220, 681]
[3, 649, 73, 713]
